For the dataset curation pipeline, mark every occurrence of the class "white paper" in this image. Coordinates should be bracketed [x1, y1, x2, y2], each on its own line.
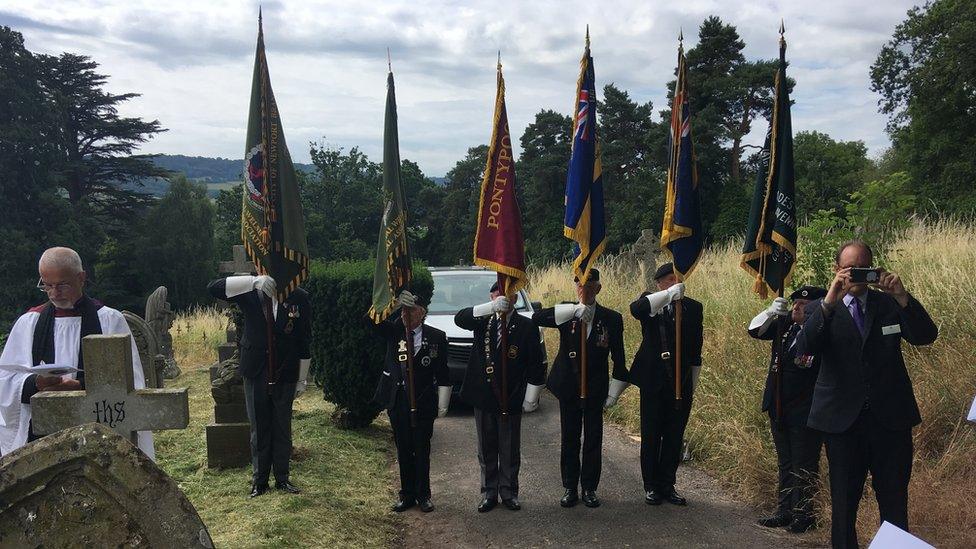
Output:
[0, 363, 79, 376]
[868, 521, 934, 549]
[968, 395, 976, 423]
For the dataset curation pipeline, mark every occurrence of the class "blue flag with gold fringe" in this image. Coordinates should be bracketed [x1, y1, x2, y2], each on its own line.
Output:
[660, 40, 703, 281]
[564, 29, 606, 285]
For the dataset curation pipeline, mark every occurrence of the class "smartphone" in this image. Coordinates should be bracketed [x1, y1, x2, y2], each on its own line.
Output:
[849, 267, 882, 284]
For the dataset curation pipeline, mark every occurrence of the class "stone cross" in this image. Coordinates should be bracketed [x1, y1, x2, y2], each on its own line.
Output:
[218, 244, 256, 276]
[31, 334, 189, 445]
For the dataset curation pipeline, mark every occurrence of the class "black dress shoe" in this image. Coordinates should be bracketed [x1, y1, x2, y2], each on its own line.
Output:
[249, 483, 269, 498]
[418, 499, 435, 513]
[644, 490, 663, 505]
[582, 490, 601, 508]
[787, 516, 816, 533]
[560, 489, 579, 508]
[501, 497, 521, 511]
[477, 497, 497, 512]
[275, 481, 301, 494]
[665, 490, 687, 506]
[756, 512, 792, 528]
[391, 499, 416, 512]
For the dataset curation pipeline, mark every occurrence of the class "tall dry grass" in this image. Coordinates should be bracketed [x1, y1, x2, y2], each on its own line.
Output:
[528, 219, 976, 548]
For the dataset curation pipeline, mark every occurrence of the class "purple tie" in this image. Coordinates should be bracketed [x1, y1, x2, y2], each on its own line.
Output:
[849, 297, 865, 338]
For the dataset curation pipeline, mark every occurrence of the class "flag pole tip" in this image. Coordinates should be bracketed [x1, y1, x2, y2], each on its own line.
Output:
[779, 19, 785, 36]
[585, 25, 590, 47]
[678, 28, 683, 43]
[387, 47, 392, 72]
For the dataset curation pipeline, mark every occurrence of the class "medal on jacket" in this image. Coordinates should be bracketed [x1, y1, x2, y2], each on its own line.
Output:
[597, 322, 609, 348]
[397, 339, 409, 365]
[283, 304, 298, 334]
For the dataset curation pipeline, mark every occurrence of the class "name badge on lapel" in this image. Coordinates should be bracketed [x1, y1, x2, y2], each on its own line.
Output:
[881, 324, 901, 336]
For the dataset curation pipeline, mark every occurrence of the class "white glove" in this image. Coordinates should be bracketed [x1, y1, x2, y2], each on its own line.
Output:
[522, 383, 544, 412]
[766, 297, 789, 317]
[473, 296, 511, 317]
[666, 282, 685, 302]
[397, 290, 417, 309]
[644, 289, 671, 317]
[748, 297, 789, 334]
[437, 386, 451, 418]
[295, 358, 311, 397]
[253, 275, 276, 300]
[604, 378, 629, 408]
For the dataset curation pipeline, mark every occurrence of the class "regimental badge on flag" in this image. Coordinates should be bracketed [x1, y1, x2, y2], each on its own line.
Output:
[368, 70, 412, 323]
[473, 60, 528, 300]
[564, 29, 606, 285]
[241, 10, 309, 301]
[741, 28, 797, 299]
[660, 42, 703, 281]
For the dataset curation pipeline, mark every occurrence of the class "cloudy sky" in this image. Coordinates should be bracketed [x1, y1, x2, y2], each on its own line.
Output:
[3, 0, 916, 176]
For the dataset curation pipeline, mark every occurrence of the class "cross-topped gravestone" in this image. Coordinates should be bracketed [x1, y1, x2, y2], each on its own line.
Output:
[219, 244, 256, 276]
[31, 334, 189, 444]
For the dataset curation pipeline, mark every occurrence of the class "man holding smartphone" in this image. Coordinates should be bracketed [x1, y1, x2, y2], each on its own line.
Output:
[799, 240, 938, 548]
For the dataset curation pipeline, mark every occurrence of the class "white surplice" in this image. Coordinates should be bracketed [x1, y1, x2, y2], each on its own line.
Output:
[0, 305, 155, 459]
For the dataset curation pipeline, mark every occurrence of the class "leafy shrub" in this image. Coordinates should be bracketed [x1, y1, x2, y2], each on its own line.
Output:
[305, 260, 433, 428]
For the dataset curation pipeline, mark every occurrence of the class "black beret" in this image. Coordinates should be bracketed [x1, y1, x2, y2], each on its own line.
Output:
[789, 285, 827, 301]
[489, 281, 499, 293]
[573, 268, 600, 283]
[653, 262, 674, 280]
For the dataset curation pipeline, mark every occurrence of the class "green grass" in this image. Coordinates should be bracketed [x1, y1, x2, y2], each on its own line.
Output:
[156, 309, 399, 548]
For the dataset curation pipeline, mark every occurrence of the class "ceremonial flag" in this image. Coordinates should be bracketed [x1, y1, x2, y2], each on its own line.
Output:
[660, 38, 703, 281]
[564, 29, 606, 285]
[367, 69, 412, 323]
[741, 25, 797, 298]
[241, 10, 308, 301]
[473, 60, 527, 299]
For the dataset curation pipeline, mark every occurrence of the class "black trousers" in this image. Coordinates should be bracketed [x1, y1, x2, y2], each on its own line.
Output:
[770, 419, 823, 519]
[639, 384, 692, 494]
[824, 410, 913, 549]
[474, 408, 522, 500]
[389, 388, 435, 501]
[243, 370, 296, 486]
[558, 399, 604, 491]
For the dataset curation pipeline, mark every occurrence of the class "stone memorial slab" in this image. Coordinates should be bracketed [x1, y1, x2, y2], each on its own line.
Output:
[0, 423, 213, 547]
[31, 334, 189, 444]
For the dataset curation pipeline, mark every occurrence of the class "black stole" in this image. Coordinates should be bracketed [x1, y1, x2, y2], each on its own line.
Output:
[30, 295, 103, 388]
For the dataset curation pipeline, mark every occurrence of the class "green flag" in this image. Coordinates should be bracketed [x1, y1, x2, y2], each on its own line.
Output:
[241, 12, 308, 300]
[368, 71, 411, 323]
[741, 28, 797, 299]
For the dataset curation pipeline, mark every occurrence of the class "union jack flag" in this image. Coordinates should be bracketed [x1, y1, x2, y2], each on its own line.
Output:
[575, 89, 590, 141]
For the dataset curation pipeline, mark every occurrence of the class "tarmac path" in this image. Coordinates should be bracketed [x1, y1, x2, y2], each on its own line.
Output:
[396, 392, 817, 548]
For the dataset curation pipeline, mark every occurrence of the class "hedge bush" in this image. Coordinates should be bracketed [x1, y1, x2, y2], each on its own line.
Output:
[306, 259, 433, 428]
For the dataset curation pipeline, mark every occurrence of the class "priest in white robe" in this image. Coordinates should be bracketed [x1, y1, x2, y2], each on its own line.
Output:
[0, 247, 154, 459]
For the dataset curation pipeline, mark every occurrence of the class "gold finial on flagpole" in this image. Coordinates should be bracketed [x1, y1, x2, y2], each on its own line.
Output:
[497, 50, 502, 71]
[585, 24, 590, 49]
[387, 47, 392, 73]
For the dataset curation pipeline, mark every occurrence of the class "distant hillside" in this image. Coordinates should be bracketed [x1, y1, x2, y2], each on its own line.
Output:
[129, 154, 444, 197]
[152, 154, 315, 182]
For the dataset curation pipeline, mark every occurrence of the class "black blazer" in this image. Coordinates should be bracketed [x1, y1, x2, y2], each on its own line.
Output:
[368, 311, 450, 420]
[628, 294, 703, 398]
[454, 308, 546, 415]
[207, 278, 312, 382]
[799, 291, 937, 433]
[532, 303, 627, 408]
[748, 320, 821, 427]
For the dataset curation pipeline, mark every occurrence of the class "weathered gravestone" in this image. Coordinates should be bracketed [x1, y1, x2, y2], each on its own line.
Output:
[617, 228, 659, 291]
[205, 244, 254, 468]
[0, 423, 213, 547]
[122, 310, 165, 389]
[146, 286, 181, 379]
[31, 334, 189, 445]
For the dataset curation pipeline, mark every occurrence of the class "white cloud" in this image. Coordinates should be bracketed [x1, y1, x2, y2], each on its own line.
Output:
[3, 0, 916, 175]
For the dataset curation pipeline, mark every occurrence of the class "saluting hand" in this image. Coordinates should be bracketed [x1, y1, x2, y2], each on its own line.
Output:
[877, 270, 909, 307]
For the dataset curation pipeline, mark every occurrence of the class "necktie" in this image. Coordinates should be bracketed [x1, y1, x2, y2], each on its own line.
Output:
[849, 297, 865, 338]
